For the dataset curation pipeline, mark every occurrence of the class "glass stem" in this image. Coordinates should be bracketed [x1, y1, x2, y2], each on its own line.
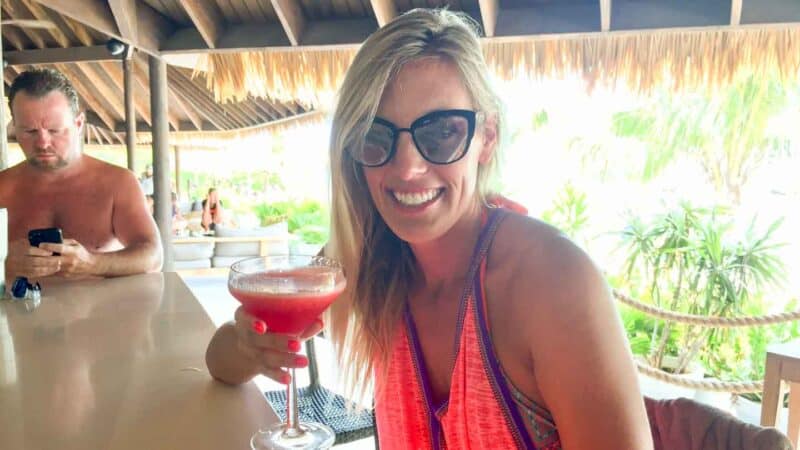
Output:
[284, 368, 302, 437]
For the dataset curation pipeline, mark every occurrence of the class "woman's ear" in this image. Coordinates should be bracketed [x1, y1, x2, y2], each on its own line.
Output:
[478, 114, 498, 165]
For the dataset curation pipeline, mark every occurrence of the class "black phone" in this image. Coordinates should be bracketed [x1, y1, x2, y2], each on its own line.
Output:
[28, 227, 63, 254]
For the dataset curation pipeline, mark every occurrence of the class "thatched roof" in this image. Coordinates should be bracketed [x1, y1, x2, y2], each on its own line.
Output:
[3, 1, 800, 141]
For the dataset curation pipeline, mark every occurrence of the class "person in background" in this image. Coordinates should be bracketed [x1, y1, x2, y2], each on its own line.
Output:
[145, 195, 154, 216]
[139, 164, 153, 196]
[201, 187, 225, 232]
[171, 192, 187, 234]
[0, 68, 162, 282]
[205, 9, 652, 450]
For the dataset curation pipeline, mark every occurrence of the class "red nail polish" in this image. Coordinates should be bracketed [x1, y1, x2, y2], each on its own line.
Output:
[315, 318, 324, 329]
[294, 356, 308, 368]
[280, 373, 291, 384]
[252, 321, 266, 335]
[288, 340, 301, 352]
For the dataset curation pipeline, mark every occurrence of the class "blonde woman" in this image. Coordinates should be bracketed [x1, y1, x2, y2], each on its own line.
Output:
[206, 9, 653, 449]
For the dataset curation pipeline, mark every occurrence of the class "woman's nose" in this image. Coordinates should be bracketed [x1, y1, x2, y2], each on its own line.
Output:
[390, 132, 427, 179]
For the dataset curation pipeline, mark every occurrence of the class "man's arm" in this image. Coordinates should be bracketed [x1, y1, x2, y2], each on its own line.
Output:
[44, 170, 162, 277]
[201, 199, 212, 230]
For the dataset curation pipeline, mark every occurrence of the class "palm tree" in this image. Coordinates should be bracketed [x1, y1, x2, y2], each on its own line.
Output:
[612, 74, 792, 204]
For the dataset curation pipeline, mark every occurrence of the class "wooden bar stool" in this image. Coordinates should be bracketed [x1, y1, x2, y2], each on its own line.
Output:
[760, 339, 800, 448]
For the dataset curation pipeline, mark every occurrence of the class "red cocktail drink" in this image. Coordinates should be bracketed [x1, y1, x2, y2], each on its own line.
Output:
[230, 267, 346, 335]
[227, 256, 346, 450]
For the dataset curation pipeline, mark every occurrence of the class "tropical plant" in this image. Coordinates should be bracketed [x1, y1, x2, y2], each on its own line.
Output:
[253, 199, 330, 244]
[612, 74, 791, 204]
[541, 182, 589, 239]
[616, 202, 786, 374]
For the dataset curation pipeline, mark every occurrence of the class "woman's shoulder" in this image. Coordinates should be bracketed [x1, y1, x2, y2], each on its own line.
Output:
[490, 211, 607, 315]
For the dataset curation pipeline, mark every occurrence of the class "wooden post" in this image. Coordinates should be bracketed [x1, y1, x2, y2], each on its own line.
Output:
[123, 55, 137, 172]
[173, 145, 181, 197]
[0, 39, 8, 170]
[730, 0, 743, 26]
[149, 55, 173, 272]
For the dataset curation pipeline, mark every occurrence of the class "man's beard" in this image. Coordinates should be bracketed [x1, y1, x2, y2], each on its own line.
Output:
[28, 152, 70, 170]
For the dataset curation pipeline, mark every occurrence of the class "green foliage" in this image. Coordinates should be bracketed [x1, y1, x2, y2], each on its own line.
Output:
[532, 109, 549, 130]
[616, 202, 787, 376]
[611, 75, 790, 203]
[541, 182, 589, 239]
[253, 199, 330, 245]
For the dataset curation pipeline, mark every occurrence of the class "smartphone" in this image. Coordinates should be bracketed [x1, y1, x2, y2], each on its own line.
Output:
[28, 227, 63, 255]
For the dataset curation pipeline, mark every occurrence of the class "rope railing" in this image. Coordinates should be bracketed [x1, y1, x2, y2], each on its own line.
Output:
[613, 290, 800, 327]
[635, 361, 763, 393]
[613, 289, 800, 393]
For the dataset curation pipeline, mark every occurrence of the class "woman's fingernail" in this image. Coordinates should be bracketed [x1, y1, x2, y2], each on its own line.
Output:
[252, 320, 267, 335]
[315, 318, 324, 329]
[294, 356, 308, 368]
[280, 373, 291, 384]
[288, 340, 301, 352]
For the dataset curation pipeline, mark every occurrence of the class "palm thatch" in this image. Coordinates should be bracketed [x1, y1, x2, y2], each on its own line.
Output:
[201, 48, 359, 108]
[133, 110, 327, 147]
[201, 25, 800, 107]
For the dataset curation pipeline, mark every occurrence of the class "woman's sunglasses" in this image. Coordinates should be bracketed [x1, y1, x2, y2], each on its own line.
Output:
[349, 109, 478, 167]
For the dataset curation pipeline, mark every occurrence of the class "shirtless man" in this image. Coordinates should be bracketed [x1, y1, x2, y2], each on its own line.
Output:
[0, 68, 162, 282]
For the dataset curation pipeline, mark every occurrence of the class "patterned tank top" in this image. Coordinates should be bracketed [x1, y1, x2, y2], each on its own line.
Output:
[374, 207, 563, 449]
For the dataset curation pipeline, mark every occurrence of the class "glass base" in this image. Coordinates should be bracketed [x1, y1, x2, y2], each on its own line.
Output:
[251, 422, 335, 450]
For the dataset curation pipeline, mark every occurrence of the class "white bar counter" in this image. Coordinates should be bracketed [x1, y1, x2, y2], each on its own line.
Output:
[0, 273, 277, 450]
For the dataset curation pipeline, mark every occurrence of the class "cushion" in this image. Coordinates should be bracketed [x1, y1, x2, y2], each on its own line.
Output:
[172, 242, 215, 261]
[212, 256, 249, 268]
[174, 259, 212, 270]
[214, 222, 289, 257]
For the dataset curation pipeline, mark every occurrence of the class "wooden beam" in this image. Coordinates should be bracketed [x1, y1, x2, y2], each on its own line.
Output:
[55, 64, 115, 130]
[478, 0, 499, 37]
[160, 19, 375, 53]
[0, 23, 7, 170]
[59, 16, 95, 47]
[95, 126, 115, 145]
[97, 61, 152, 125]
[168, 86, 203, 130]
[174, 146, 181, 196]
[370, 0, 397, 27]
[2, 1, 47, 49]
[132, 58, 181, 130]
[600, 0, 612, 31]
[251, 98, 278, 121]
[108, 0, 138, 44]
[167, 69, 235, 129]
[731, 0, 743, 26]
[17, 0, 71, 47]
[270, 0, 306, 46]
[177, 0, 225, 49]
[31, 0, 119, 43]
[33, 0, 171, 57]
[166, 81, 228, 130]
[237, 99, 270, 123]
[123, 57, 137, 170]
[4, 46, 120, 65]
[1, 23, 28, 50]
[148, 55, 174, 271]
[72, 63, 125, 118]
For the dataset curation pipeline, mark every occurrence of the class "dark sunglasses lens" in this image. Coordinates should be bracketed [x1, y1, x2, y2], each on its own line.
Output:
[355, 122, 394, 166]
[414, 115, 470, 163]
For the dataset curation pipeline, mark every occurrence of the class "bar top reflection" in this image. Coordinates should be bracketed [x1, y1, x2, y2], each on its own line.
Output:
[0, 273, 276, 450]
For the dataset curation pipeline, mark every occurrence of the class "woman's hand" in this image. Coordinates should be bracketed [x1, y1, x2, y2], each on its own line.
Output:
[230, 306, 324, 384]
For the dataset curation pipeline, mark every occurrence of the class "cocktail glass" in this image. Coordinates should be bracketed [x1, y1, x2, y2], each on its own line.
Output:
[228, 255, 346, 450]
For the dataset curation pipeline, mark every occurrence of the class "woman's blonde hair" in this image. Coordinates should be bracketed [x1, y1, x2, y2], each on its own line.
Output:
[326, 8, 504, 399]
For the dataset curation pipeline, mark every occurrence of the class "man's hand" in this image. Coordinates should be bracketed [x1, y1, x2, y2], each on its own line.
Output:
[40, 239, 98, 279]
[6, 238, 62, 280]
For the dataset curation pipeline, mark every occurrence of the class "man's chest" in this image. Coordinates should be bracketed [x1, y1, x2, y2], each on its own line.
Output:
[5, 185, 115, 247]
